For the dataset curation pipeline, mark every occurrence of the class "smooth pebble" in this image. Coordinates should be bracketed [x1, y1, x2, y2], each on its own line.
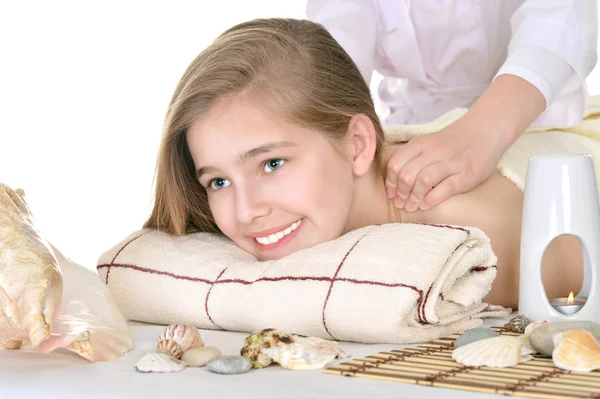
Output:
[182, 347, 222, 367]
[530, 321, 600, 356]
[207, 356, 252, 375]
[454, 328, 499, 348]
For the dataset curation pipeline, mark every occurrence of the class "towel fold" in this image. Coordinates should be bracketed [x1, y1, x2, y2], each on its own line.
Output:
[97, 223, 508, 344]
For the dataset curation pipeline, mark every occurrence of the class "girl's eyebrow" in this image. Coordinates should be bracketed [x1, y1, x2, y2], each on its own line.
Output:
[196, 141, 296, 179]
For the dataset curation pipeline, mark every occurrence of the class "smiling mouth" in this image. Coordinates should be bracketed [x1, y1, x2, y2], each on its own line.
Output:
[253, 219, 303, 249]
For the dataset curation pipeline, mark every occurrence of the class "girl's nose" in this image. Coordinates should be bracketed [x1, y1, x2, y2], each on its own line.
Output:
[235, 183, 270, 224]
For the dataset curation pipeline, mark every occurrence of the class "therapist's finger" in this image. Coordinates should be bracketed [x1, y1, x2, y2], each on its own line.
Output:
[385, 141, 422, 198]
[392, 153, 439, 208]
[404, 161, 451, 212]
[420, 172, 468, 210]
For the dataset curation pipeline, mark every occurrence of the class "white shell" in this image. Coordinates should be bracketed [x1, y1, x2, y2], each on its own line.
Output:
[260, 336, 347, 371]
[261, 344, 336, 370]
[293, 336, 349, 359]
[0, 184, 134, 362]
[452, 336, 533, 367]
[135, 352, 186, 373]
[156, 324, 203, 359]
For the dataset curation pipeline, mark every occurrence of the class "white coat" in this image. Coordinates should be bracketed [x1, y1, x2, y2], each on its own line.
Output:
[307, 0, 598, 127]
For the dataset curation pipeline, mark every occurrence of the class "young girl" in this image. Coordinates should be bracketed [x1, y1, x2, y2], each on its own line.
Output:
[144, 18, 582, 309]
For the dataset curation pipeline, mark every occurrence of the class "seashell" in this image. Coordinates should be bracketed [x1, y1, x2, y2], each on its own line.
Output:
[530, 321, 600, 356]
[262, 343, 338, 371]
[524, 320, 548, 336]
[552, 329, 600, 372]
[240, 328, 295, 368]
[156, 324, 203, 359]
[292, 336, 349, 359]
[0, 184, 61, 350]
[518, 333, 537, 356]
[452, 336, 533, 367]
[135, 352, 187, 373]
[504, 315, 531, 333]
[0, 184, 133, 362]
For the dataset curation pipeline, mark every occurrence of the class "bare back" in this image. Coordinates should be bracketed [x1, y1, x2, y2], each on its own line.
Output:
[383, 143, 583, 308]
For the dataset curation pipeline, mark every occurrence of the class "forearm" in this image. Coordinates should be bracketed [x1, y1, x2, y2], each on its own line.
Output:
[460, 74, 546, 148]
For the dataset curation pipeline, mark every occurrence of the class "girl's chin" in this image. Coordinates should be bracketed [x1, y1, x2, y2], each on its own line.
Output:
[253, 244, 305, 261]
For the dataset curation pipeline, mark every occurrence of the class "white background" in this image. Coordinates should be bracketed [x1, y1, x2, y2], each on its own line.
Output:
[1, 1, 600, 270]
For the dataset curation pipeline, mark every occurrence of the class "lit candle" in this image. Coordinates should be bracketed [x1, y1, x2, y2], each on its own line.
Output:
[549, 291, 586, 315]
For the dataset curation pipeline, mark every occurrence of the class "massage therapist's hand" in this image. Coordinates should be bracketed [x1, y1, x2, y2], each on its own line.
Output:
[385, 74, 547, 212]
[385, 122, 505, 211]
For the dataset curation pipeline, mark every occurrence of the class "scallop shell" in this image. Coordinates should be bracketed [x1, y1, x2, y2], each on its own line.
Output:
[452, 335, 534, 367]
[135, 352, 187, 373]
[240, 328, 295, 368]
[552, 329, 600, 372]
[504, 315, 531, 333]
[156, 324, 203, 359]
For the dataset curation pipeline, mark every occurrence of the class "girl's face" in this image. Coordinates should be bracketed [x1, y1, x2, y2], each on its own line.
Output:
[186, 98, 356, 261]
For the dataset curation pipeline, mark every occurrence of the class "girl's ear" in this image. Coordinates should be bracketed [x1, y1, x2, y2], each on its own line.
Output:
[347, 114, 378, 177]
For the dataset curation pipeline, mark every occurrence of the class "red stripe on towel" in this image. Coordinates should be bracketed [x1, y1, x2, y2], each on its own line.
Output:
[420, 285, 435, 323]
[417, 224, 471, 323]
[471, 265, 497, 272]
[321, 232, 369, 340]
[424, 223, 471, 235]
[205, 268, 227, 329]
[97, 263, 215, 285]
[218, 276, 333, 284]
[101, 230, 152, 284]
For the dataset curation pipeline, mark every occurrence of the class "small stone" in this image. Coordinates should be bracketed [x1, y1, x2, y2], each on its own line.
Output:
[181, 347, 221, 367]
[530, 321, 600, 356]
[207, 356, 252, 375]
[454, 328, 500, 348]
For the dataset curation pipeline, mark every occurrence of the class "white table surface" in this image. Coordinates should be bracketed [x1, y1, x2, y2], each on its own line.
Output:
[0, 315, 516, 399]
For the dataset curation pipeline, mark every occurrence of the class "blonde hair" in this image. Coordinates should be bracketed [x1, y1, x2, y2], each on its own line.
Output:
[144, 18, 385, 235]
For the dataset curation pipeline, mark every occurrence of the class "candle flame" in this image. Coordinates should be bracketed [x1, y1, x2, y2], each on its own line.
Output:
[568, 291, 574, 305]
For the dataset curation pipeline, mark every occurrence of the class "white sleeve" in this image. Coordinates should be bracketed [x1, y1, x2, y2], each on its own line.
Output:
[306, 0, 377, 85]
[494, 0, 598, 125]
[495, 47, 574, 108]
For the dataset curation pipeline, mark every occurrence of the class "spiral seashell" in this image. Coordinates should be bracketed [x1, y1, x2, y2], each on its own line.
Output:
[504, 315, 531, 333]
[240, 328, 295, 368]
[552, 329, 600, 372]
[135, 352, 186, 373]
[452, 335, 534, 367]
[156, 324, 203, 359]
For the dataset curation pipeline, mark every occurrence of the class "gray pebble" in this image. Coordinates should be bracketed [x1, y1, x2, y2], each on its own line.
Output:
[454, 328, 500, 348]
[530, 321, 600, 356]
[182, 347, 221, 367]
[207, 356, 252, 375]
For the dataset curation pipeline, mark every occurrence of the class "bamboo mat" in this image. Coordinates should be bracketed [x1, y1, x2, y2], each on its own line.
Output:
[324, 327, 600, 399]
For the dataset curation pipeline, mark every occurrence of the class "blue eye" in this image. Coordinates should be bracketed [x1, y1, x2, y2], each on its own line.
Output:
[209, 178, 230, 190]
[264, 158, 285, 173]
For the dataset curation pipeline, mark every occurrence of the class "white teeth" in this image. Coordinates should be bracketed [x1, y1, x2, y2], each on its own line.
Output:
[255, 219, 302, 245]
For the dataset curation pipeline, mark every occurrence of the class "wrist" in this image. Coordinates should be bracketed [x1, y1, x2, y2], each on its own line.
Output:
[461, 74, 546, 146]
